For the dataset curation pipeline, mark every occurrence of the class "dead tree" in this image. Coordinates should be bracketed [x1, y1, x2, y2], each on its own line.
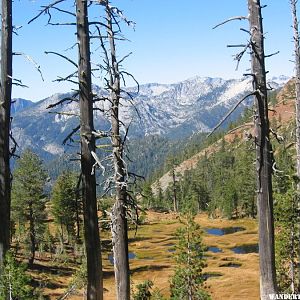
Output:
[93, 2, 138, 299]
[248, 0, 277, 298]
[172, 167, 178, 212]
[76, 1, 103, 299]
[213, 1, 277, 298]
[291, 0, 300, 188]
[29, 1, 103, 298]
[0, 0, 13, 266]
[291, 0, 300, 292]
[104, 3, 130, 299]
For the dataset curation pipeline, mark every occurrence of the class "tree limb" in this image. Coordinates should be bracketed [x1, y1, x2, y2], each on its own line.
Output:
[213, 16, 248, 30]
[45, 51, 78, 68]
[207, 91, 257, 137]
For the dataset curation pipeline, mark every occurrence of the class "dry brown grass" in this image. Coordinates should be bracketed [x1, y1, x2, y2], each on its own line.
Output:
[27, 211, 258, 299]
[102, 212, 259, 300]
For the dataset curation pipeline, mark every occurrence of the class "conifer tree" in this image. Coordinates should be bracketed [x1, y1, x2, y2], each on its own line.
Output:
[51, 171, 79, 242]
[235, 145, 256, 218]
[11, 150, 48, 266]
[272, 137, 298, 292]
[141, 182, 155, 209]
[170, 213, 210, 300]
[0, 252, 35, 299]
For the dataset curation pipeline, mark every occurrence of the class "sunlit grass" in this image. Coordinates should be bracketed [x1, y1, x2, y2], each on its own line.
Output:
[25, 211, 259, 299]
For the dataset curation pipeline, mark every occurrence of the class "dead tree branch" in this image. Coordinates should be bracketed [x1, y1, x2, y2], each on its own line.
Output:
[28, 0, 67, 24]
[45, 51, 78, 68]
[207, 91, 257, 137]
[13, 52, 44, 81]
[213, 16, 248, 30]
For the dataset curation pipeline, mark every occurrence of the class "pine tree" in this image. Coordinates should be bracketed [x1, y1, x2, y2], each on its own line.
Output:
[51, 171, 79, 243]
[272, 139, 299, 292]
[170, 213, 210, 300]
[141, 182, 155, 209]
[235, 145, 256, 218]
[11, 150, 48, 266]
[0, 252, 35, 300]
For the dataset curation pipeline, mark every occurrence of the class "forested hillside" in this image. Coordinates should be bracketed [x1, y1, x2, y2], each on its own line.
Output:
[139, 79, 298, 293]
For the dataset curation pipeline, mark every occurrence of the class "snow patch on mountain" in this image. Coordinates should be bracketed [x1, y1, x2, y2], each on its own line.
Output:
[43, 143, 64, 155]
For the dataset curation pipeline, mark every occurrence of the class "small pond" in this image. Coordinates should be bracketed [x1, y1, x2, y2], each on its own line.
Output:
[168, 248, 176, 253]
[205, 227, 246, 236]
[207, 246, 222, 253]
[203, 272, 223, 280]
[219, 262, 242, 268]
[108, 252, 136, 265]
[167, 243, 176, 252]
[231, 244, 259, 254]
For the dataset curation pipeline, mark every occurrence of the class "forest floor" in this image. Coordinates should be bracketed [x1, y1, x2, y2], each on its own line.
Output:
[29, 211, 259, 299]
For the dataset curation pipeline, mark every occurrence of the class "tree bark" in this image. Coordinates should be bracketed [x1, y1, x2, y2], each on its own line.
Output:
[0, 0, 12, 267]
[76, 1, 103, 299]
[172, 168, 178, 212]
[28, 202, 35, 267]
[248, 1, 277, 298]
[291, 0, 300, 192]
[105, 3, 130, 299]
[291, 0, 300, 291]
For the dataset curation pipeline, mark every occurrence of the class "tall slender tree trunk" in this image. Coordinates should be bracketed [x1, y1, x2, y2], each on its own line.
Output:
[291, 0, 300, 291]
[248, 1, 277, 298]
[172, 168, 178, 212]
[75, 195, 81, 242]
[28, 203, 35, 267]
[0, 0, 12, 267]
[75, 173, 82, 242]
[76, 1, 103, 299]
[291, 0, 300, 193]
[104, 3, 130, 299]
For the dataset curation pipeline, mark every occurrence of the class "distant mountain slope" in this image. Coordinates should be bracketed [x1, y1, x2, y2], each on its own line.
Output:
[11, 75, 289, 161]
[152, 78, 295, 193]
[11, 98, 33, 115]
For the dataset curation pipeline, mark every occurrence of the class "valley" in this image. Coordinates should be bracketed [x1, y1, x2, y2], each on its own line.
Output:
[1, 1, 297, 299]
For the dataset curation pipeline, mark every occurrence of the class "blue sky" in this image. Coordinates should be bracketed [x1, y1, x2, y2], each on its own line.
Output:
[12, 0, 294, 101]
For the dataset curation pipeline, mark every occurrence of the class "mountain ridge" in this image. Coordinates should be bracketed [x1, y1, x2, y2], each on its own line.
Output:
[11, 75, 289, 161]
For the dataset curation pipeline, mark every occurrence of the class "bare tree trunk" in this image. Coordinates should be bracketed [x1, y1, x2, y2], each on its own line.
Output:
[75, 195, 81, 242]
[104, 3, 130, 299]
[76, 1, 103, 299]
[187, 225, 192, 300]
[292, 0, 300, 193]
[28, 203, 35, 267]
[75, 173, 82, 242]
[0, 0, 12, 267]
[291, 0, 300, 291]
[172, 168, 178, 212]
[248, 1, 277, 298]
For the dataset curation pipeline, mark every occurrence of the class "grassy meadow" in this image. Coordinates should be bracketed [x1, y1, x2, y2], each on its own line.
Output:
[26, 212, 259, 299]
